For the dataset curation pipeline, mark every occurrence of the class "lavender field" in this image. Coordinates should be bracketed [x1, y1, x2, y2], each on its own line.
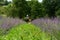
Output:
[32, 18, 60, 40]
[0, 16, 60, 40]
[0, 16, 26, 35]
[0, 0, 60, 40]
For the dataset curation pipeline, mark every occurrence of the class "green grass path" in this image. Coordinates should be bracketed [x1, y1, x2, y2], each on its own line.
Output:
[0, 23, 56, 40]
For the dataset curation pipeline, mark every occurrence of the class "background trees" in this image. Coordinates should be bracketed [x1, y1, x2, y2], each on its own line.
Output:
[0, 0, 60, 20]
[43, 0, 57, 18]
[27, 0, 44, 19]
[0, 0, 4, 6]
[12, 0, 29, 18]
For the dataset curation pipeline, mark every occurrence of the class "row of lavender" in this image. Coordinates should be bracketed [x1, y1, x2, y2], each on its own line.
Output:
[0, 16, 26, 35]
[32, 18, 60, 40]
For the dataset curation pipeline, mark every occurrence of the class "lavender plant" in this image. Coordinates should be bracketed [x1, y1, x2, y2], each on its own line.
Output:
[0, 17, 26, 35]
[32, 18, 60, 40]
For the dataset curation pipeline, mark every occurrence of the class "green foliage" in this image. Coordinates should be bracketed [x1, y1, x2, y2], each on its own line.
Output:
[0, 0, 60, 19]
[6, 4, 18, 17]
[12, 0, 29, 18]
[55, 0, 60, 17]
[0, 0, 9, 6]
[52, 30, 60, 40]
[43, 0, 57, 18]
[0, 28, 5, 36]
[0, 7, 6, 15]
[27, 1, 45, 19]
[4, 0, 9, 5]
[56, 9, 60, 16]
[0, 0, 4, 6]
[0, 24, 51, 40]
[6, 0, 46, 19]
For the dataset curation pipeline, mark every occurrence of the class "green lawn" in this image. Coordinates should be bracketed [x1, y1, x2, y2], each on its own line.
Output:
[0, 23, 56, 40]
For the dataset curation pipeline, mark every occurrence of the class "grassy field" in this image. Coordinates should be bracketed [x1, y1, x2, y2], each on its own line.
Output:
[0, 23, 54, 40]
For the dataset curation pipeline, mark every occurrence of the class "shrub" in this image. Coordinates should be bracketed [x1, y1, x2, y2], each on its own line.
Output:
[0, 17, 26, 35]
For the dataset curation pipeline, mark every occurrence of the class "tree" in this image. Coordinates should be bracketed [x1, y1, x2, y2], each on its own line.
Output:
[43, 0, 57, 18]
[0, 0, 4, 2]
[55, 0, 60, 17]
[56, 9, 60, 16]
[4, 0, 9, 5]
[6, 4, 17, 17]
[0, 0, 9, 6]
[27, 0, 44, 19]
[12, 0, 29, 18]
[0, 0, 4, 6]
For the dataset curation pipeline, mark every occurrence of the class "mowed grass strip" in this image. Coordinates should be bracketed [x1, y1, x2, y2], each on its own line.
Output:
[1, 23, 52, 40]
